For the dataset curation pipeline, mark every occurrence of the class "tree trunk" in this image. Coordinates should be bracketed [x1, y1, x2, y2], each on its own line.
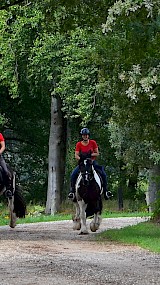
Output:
[127, 165, 138, 200]
[45, 94, 66, 215]
[118, 160, 126, 211]
[146, 164, 160, 212]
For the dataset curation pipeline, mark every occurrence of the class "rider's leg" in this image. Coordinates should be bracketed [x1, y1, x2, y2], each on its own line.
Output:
[100, 166, 112, 199]
[0, 156, 9, 174]
[93, 162, 112, 200]
[68, 166, 79, 199]
[0, 156, 12, 197]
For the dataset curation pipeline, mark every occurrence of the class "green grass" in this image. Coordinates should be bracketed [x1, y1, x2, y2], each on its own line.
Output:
[97, 221, 160, 253]
[101, 211, 150, 218]
[16, 211, 150, 225]
[0, 203, 73, 226]
[16, 213, 72, 224]
[0, 201, 150, 226]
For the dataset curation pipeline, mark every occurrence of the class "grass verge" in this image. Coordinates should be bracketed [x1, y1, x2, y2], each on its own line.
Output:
[0, 201, 150, 226]
[97, 221, 160, 253]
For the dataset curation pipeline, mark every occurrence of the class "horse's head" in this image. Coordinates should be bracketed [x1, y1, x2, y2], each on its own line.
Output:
[79, 157, 93, 186]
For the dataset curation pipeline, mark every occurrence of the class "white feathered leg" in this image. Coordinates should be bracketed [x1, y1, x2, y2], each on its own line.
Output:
[78, 200, 88, 234]
[73, 202, 81, 230]
[90, 213, 102, 232]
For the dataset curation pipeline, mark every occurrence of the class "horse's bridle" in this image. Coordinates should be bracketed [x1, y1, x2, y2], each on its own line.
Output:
[80, 158, 93, 186]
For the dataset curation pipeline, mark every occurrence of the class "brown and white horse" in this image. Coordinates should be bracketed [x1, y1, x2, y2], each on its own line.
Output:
[73, 158, 103, 234]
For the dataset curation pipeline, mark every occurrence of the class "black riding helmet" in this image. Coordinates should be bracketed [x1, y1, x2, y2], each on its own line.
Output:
[80, 128, 90, 135]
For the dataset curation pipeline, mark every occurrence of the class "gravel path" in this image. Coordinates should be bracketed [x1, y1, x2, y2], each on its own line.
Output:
[0, 217, 159, 285]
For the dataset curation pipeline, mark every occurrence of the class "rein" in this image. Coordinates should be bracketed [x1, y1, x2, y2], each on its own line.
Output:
[79, 158, 93, 186]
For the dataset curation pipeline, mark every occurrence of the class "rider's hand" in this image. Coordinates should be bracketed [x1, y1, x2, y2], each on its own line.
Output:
[80, 150, 92, 160]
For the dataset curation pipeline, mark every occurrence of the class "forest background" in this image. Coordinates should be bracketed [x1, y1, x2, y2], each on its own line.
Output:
[0, 0, 160, 220]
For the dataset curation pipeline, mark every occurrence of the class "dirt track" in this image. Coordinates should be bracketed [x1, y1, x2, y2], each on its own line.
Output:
[0, 217, 159, 285]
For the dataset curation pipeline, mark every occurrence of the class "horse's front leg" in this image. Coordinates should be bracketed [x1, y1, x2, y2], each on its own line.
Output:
[90, 212, 102, 232]
[8, 196, 17, 228]
[78, 200, 88, 234]
[72, 201, 81, 230]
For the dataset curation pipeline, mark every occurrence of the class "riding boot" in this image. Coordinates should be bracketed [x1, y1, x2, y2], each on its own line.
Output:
[104, 189, 113, 200]
[101, 174, 113, 200]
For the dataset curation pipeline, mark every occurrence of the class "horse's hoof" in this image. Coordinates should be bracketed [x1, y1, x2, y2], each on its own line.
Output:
[9, 220, 16, 228]
[73, 217, 81, 230]
[73, 223, 81, 230]
[78, 230, 89, 235]
[90, 225, 97, 232]
[90, 222, 100, 232]
[9, 223, 16, 228]
[90, 228, 96, 232]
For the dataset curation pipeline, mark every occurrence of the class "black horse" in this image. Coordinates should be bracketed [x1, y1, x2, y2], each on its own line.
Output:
[0, 165, 26, 228]
[73, 157, 103, 234]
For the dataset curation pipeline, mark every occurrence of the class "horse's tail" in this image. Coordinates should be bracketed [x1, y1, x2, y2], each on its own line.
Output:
[14, 186, 26, 218]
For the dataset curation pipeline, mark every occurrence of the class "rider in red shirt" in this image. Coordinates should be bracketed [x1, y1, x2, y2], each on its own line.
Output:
[75, 139, 98, 160]
[68, 128, 112, 200]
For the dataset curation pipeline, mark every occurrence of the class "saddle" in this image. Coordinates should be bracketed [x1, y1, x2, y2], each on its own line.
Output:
[93, 167, 103, 194]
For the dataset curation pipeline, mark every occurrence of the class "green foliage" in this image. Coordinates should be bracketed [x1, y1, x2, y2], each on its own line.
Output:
[0, 114, 6, 126]
[1, 0, 160, 216]
[0, 4, 51, 201]
[101, 0, 160, 158]
[152, 197, 160, 222]
[100, 0, 160, 214]
[0, 0, 25, 10]
[55, 28, 99, 124]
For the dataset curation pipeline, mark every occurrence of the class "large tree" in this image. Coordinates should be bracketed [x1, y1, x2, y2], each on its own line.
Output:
[0, 0, 114, 212]
[101, 0, 160, 214]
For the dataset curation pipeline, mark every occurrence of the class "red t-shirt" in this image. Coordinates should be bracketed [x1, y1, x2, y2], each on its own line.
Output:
[0, 133, 4, 142]
[75, 140, 98, 160]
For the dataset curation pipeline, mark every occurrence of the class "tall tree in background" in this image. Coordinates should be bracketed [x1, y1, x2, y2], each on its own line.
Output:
[0, 0, 113, 213]
[101, 0, 160, 214]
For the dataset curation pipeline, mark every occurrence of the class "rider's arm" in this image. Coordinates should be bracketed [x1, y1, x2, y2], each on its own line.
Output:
[0, 141, 5, 155]
[75, 150, 81, 161]
[91, 147, 99, 158]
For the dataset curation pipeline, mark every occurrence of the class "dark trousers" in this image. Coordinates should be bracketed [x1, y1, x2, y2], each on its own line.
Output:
[70, 161, 107, 192]
[0, 155, 9, 175]
[0, 155, 11, 187]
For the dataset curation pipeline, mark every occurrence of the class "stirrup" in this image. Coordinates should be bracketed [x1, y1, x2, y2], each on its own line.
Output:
[106, 191, 113, 199]
[68, 192, 75, 200]
[4, 189, 13, 199]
